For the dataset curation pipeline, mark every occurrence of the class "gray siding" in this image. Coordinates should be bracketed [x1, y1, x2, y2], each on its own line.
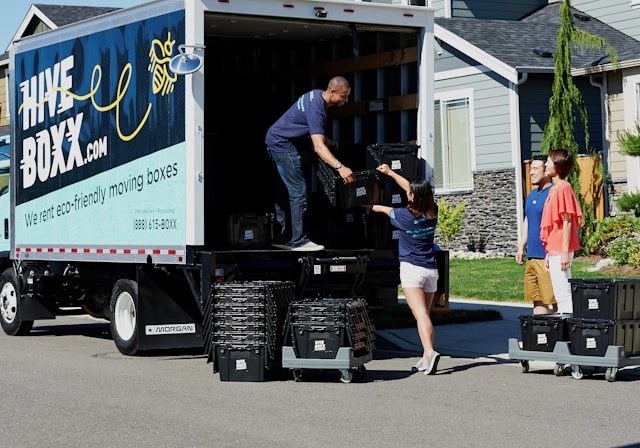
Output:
[434, 41, 482, 72]
[436, 70, 513, 171]
[431, 0, 446, 17]
[518, 73, 603, 160]
[451, 0, 548, 20]
[572, 0, 640, 41]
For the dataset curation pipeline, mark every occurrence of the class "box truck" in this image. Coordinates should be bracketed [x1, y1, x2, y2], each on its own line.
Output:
[0, 0, 435, 355]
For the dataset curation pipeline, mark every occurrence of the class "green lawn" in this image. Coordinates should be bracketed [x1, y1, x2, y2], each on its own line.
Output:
[449, 257, 640, 302]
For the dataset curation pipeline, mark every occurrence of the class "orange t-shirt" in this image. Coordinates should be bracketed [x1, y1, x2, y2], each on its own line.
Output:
[540, 181, 582, 254]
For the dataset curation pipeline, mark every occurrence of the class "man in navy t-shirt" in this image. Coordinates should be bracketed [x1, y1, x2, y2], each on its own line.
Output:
[266, 76, 355, 251]
[516, 155, 556, 314]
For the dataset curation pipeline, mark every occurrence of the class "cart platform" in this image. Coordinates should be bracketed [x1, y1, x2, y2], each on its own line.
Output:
[508, 338, 640, 382]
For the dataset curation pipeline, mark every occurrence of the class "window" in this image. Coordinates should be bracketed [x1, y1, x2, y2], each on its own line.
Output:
[433, 93, 473, 190]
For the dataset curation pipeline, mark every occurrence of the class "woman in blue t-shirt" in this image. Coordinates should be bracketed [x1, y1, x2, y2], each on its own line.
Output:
[369, 164, 440, 375]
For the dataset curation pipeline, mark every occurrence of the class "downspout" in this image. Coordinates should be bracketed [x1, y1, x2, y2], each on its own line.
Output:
[513, 72, 528, 250]
[589, 74, 608, 215]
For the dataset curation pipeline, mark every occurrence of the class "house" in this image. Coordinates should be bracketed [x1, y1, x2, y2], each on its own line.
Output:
[430, 0, 640, 254]
[0, 4, 120, 148]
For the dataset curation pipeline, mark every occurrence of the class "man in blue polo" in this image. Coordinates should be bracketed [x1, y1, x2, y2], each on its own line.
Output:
[516, 155, 557, 314]
[266, 76, 355, 251]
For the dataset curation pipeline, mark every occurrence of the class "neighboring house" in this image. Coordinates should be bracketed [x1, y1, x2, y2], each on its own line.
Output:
[0, 4, 120, 151]
[573, 46, 640, 211]
[430, 0, 640, 254]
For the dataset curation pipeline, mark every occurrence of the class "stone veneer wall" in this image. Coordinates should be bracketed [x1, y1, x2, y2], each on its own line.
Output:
[436, 168, 519, 255]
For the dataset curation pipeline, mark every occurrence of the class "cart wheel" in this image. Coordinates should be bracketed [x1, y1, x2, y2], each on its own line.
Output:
[520, 360, 529, 373]
[355, 365, 366, 378]
[605, 367, 618, 383]
[292, 369, 302, 382]
[339, 369, 353, 384]
[570, 365, 583, 380]
[553, 363, 565, 377]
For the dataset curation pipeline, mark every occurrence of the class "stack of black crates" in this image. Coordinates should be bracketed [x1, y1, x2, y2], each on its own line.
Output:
[567, 279, 640, 357]
[285, 298, 376, 360]
[205, 280, 295, 381]
[365, 143, 419, 249]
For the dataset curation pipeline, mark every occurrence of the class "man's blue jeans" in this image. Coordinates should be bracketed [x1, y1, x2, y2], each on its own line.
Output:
[267, 147, 309, 247]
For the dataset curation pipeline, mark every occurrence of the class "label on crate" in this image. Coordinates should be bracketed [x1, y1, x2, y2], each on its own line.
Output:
[391, 160, 402, 171]
[586, 337, 597, 349]
[235, 359, 248, 371]
[391, 230, 400, 240]
[356, 186, 367, 198]
[314, 340, 326, 351]
[314, 265, 321, 275]
[536, 333, 548, 345]
[587, 298, 599, 310]
[391, 194, 402, 204]
[243, 230, 255, 241]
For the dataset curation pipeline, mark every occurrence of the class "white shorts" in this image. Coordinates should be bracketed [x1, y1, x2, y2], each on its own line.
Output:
[400, 261, 439, 293]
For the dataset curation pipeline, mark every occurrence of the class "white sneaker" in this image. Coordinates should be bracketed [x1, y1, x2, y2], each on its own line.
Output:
[291, 241, 325, 252]
[424, 351, 440, 375]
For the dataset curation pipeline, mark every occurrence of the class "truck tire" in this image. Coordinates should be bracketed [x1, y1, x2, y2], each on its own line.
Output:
[110, 279, 139, 355]
[0, 268, 33, 336]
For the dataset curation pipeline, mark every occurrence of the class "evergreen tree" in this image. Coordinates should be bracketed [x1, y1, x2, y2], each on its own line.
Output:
[541, 0, 617, 248]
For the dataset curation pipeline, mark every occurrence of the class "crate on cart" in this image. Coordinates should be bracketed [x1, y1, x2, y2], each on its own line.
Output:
[282, 297, 376, 382]
[571, 278, 640, 320]
[567, 318, 639, 357]
[519, 314, 569, 352]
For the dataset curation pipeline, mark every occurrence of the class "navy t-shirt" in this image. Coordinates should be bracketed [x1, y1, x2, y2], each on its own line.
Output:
[265, 89, 327, 152]
[389, 207, 437, 270]
[524, 186, 551, 259]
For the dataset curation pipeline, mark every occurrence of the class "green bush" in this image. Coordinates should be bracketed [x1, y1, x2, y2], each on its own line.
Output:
[606, 236, 640, 266]
[584, 215, 640, 255]
[436, 198, 467, 248]
[616, 192, 640, 217]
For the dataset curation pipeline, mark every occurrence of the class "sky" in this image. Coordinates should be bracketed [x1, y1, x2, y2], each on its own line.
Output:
[2, 0, 143, 52]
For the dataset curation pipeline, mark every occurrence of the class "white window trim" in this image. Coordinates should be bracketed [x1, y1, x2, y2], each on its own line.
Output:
[631, 0, 640, 10]
[433, 88, 476, 194]
[622, 72, 640, 192]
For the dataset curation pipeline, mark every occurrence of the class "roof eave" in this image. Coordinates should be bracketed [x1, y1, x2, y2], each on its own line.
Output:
[572, 59, 640, 76]
[435, 23, 519, 84]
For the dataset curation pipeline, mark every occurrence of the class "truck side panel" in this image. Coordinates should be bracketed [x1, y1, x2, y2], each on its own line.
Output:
[11, 5, 189, 264]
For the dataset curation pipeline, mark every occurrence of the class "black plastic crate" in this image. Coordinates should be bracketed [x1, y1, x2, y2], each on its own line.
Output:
[293, 328, 346, 359]
[366, 143, 419, 178]
[216, 346, 268, 382]
[519, 314, 568, 352]
[571, 278, 640, 320]
[365, 212, 400, 250]
[226, 213, 272, 249]
[380, 178, 408, 207]
[567, 318, 638, 357]
[317, 162, 380, 208]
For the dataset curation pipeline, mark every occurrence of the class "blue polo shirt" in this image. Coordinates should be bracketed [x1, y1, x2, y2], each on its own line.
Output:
[389, 207, 437, 270]
[525, 186, 551, 259]
[265, 89, 327, 152]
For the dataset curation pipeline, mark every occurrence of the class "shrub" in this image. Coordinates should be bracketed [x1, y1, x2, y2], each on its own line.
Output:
[584, 215, 640, 255]
[606, 235, 640, 266]
[616, 192, 640, 217]
[436, 198, 467, 248]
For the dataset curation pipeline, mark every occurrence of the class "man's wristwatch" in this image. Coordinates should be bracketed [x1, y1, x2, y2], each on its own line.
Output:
[334, 162, 342, 170]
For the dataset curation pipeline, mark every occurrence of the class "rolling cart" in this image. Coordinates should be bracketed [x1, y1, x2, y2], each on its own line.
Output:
[281, 346, 371, 383]
[508, 338, 640, 382]
[282, 298, 376, 383]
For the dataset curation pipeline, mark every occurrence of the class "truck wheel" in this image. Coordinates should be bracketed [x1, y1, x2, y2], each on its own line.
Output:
[110, 279, 139, 355]
[0, 268, 33, 336]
